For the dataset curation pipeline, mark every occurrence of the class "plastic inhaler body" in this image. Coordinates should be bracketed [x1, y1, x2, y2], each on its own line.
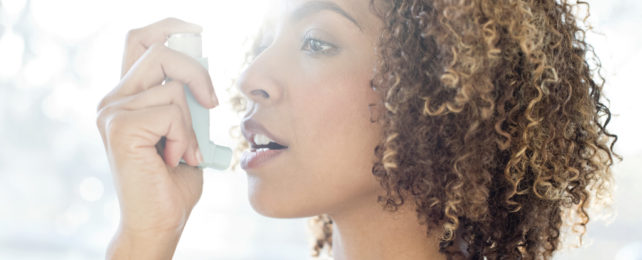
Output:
[166, 33, 232, 170]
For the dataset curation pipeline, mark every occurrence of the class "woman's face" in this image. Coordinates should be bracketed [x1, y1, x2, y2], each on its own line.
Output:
[238, 0, 384, 218]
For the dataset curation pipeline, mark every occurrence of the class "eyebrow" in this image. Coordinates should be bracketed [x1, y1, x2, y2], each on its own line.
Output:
[289, 1, 363, 31]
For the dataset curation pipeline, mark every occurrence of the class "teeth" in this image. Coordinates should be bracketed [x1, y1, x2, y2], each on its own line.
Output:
[253, 134, 274, 146]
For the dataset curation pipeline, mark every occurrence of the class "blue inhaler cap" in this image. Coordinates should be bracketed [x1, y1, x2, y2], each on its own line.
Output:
[166, 33, 232, 170]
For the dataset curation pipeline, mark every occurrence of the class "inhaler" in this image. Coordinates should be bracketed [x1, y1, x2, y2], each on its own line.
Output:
[166, 33, 232, 170]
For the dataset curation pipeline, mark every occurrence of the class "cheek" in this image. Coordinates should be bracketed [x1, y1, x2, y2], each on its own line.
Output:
[248, 78, 382, 218]
[289, 71, 382, 188]
[295, 61, 377, 153]
[247, 51, 383, 217]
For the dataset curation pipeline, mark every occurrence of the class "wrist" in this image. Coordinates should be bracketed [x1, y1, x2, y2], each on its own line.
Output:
[106, 225, 184, 260]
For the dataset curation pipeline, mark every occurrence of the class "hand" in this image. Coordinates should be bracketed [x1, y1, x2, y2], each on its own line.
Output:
[96, 18, 219, 259]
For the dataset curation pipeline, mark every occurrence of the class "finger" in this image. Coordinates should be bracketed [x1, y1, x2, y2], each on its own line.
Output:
[101, 81, 202, 166]
[103, 81, 193, 127]
[102, 104, 201, 167]
[122, 17, 202, 77]
[101, 44, 217, 111]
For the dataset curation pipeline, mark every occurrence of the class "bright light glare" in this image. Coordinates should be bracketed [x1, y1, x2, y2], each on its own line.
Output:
[616, 241, 642, 260]
[2, 0, 28, 21]
[78, 177, 104, 202]
[0, 30, 25, 80]
[22, 41, 67, 87]
[56, 204, 91, 236]
[41, 81, 78, 121]
[31, 0, 108, 43]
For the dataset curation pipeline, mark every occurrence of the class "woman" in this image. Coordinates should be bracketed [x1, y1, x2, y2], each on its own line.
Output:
[96, 0, 619, 259]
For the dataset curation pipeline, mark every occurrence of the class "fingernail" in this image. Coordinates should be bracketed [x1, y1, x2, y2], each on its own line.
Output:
[211, 94, 219, 107]
[195, 148, 203, 164]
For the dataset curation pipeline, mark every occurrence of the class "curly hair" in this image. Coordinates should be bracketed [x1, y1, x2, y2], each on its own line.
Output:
[232, 0, 620, 259]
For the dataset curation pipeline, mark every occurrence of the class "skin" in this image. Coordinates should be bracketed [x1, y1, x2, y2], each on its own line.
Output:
[240, 0, 385, 219]
[96, 1, 444, 259]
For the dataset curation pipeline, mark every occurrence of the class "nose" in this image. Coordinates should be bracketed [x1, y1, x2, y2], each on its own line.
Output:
[237, 49, 283, 106]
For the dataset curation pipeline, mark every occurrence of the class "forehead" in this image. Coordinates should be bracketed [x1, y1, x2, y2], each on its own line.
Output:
[274, 0, 382, 33]
[284, 0, 366, 15]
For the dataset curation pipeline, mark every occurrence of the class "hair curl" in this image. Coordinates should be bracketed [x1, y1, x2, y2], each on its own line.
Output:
[233, 0, 620, 259]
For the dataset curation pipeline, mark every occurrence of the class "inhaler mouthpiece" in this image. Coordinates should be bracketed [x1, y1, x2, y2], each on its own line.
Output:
[166, 33, 232, 170]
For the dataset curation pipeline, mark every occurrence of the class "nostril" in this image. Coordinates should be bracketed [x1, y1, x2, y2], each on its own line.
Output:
[250, 89, 270, 98]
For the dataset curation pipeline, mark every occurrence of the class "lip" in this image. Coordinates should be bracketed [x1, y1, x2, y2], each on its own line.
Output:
[240, 118, 288, 170]
[240, 148, 286, 169]
[241, 118, 289, 148]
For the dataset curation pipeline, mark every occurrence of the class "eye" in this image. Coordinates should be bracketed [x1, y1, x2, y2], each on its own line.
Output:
[301, 35, 338, 56]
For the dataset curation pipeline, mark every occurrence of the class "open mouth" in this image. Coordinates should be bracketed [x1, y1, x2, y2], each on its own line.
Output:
[250, 133, 288, 151]
[251, 141, 288, 151]
[241, 128, 289, 169]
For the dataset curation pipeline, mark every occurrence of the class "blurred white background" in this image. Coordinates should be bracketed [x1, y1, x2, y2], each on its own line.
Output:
[0, 0, 640, 259]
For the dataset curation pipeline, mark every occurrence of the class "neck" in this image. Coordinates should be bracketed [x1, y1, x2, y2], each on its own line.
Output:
[328, 195, 445, 260]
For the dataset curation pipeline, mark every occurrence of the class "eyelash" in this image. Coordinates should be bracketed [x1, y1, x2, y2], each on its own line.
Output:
[301, 35, 337, 56]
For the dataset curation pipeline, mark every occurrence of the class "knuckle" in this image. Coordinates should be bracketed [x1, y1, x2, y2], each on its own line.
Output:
[125, 28, 141, 44]
[104, 111, 129, 139]
[96, 95, 110, 112]
[162, 17, 180, 24]
[95, 113, 105, 132]
[147, 42, 166, 53]
[96, 108, 106, 129]
[96, 99, 105, 112]
[96, 105, 115, 132]
[168, 104, 183, 119]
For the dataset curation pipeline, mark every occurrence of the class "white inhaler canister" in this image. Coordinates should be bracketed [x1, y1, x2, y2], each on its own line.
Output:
[166, 33, 232, 170]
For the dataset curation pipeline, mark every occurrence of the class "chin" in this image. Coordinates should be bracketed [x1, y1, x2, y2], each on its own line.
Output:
[248, 193, 306, 219]
[246, 182, 328, 219]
